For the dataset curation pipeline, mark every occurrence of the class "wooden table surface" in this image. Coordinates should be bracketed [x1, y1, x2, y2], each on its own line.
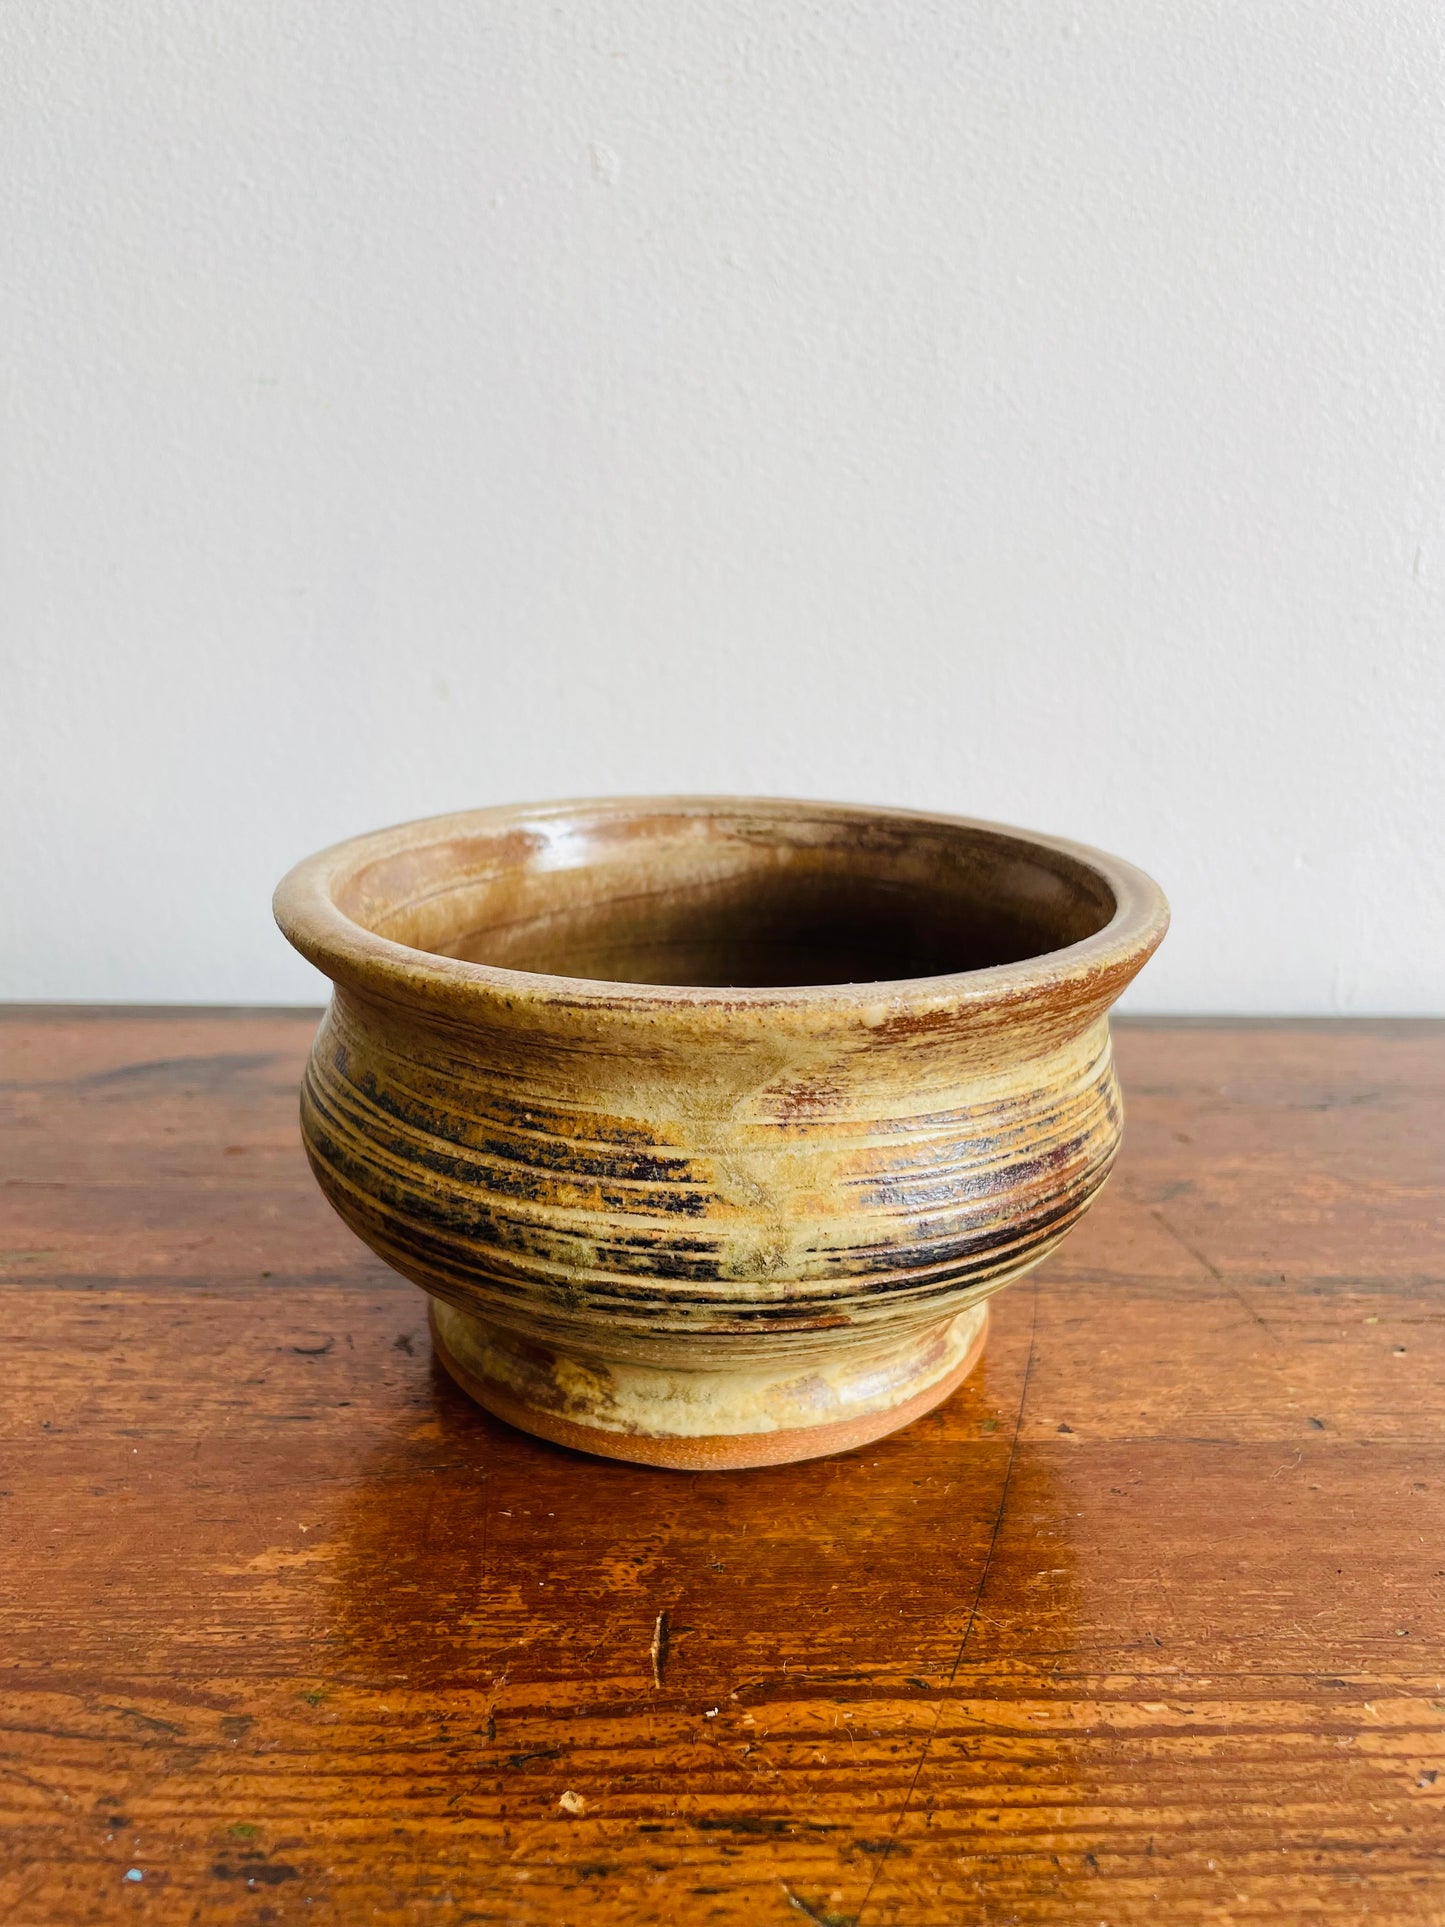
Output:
[3, 1010, 1443, 1926]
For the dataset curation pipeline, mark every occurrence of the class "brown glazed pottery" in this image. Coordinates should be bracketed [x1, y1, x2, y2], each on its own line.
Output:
[274, 798, 1168, 1470]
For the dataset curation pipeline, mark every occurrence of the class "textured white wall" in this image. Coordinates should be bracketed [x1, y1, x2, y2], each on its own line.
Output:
[3, 3, 1442, 1011]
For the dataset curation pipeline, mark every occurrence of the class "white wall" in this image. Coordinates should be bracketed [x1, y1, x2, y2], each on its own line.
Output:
[3, 3, 1442, 1012]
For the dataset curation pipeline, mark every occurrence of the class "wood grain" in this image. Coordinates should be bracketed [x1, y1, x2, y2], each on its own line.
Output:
[2, 1010, 1443, 1925]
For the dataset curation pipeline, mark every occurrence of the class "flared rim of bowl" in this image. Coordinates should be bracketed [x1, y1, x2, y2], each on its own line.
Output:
[272, 795, 1170, 1021]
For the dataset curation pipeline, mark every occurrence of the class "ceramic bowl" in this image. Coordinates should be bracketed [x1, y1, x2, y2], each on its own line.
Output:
[274, 797, 1167, 1469]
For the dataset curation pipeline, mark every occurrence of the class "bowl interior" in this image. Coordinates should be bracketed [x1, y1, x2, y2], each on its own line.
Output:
[333, 804, 1118, 990]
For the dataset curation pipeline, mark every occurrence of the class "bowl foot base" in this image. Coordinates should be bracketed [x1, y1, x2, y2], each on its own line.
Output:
[428, 1297, 989, 1470]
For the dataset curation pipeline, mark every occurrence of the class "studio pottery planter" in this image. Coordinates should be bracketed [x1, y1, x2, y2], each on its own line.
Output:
[274, 798, 1167, 1469]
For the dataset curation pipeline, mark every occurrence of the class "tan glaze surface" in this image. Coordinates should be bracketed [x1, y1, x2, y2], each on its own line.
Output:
[4, 1010, 1445, 1925]
[272, 799, 1168, 1463]
[428, 1299, 991, 1472]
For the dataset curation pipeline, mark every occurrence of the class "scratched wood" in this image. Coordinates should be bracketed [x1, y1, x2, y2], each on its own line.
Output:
[2, 1009, 1443, 1926]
